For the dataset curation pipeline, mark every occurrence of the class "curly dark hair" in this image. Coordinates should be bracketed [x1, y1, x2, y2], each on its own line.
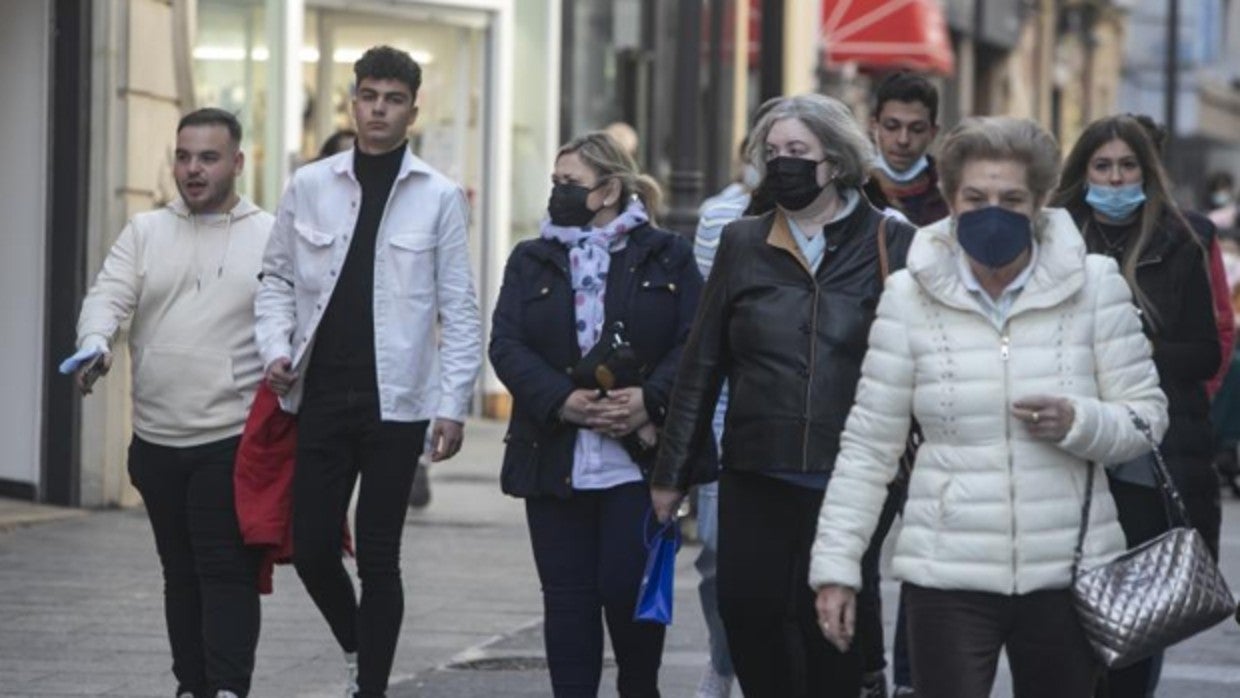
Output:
[875, 71, 939, 125]
[353, 45, 422, 99]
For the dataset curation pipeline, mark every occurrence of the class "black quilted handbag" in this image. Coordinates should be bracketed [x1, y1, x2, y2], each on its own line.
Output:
[1070, 410, 1235, 668]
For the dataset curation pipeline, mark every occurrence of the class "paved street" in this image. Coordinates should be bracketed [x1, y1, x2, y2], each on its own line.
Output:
[2, 417, 1240, 696]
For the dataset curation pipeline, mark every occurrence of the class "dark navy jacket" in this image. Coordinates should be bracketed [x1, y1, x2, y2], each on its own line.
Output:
[489, 223, 716, 498]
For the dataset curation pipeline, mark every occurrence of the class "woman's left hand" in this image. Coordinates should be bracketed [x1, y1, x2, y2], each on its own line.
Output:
[594, 387, 650, 438]
[1011, 395, 1076, 442]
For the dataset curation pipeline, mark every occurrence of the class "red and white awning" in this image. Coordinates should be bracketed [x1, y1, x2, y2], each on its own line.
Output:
[821, 0, 955, 75]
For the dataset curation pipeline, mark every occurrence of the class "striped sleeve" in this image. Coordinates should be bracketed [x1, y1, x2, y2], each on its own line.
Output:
[694, 195, 749, 278]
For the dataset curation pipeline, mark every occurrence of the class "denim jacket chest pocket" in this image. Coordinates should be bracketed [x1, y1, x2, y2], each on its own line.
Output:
[293, 221, 336, 293]
[387, 231, 437, 299]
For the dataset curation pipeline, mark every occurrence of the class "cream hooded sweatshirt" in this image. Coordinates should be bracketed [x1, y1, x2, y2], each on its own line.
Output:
[77, 197, 274, 447]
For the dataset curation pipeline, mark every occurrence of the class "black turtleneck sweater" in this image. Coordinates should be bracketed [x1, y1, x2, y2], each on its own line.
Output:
[308, 143, 405, 390]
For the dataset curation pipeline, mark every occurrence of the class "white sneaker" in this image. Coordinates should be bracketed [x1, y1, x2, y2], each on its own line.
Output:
[344, 650, 359, 698]
[216, 692, 240, 698]
[695, 662, 734, 698]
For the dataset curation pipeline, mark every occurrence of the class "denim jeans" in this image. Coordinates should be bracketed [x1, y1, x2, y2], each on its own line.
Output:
[525, 482, 666, 697]
[128, 435, 262, 698]
[294, 383, 428, 698]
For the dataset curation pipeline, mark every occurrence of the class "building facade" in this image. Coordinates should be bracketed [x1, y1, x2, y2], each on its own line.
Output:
[1115, 0, 1240, 205]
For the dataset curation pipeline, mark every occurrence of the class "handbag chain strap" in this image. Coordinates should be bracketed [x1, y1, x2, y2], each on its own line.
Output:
[1071, 408, 1191, 579]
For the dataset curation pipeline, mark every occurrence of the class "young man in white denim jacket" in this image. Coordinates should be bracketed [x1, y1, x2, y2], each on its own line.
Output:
[254, 46, 481, 698]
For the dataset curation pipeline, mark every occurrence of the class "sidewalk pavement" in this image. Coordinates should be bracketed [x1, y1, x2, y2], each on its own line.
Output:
[2, 417, 1240, 697]
[0, 498, 85, 533]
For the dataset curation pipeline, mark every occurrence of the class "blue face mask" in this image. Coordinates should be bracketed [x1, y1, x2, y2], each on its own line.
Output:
[955, 206, 1033, 269]
[1085, 182, 1146, 221]
[875, 152, 930, 184]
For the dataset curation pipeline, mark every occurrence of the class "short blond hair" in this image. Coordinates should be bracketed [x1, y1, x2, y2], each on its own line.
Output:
[558, 131, 663, 219]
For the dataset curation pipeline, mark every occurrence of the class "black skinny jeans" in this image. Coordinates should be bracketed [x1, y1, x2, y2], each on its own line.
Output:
[525, 481, 666, 697]
[293, 383, 428, 698]
[128, 435, 262, 698]
[717, 470, 863, 698]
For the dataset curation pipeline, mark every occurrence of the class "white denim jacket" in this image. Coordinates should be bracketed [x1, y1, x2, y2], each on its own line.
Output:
[254, 147, 482, 422]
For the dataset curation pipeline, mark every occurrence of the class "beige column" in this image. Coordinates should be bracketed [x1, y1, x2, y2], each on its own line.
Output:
[262, 0, 303, 206]
[81, 0, 192, 507]
[782, 0, 821, 95]
[732, 0, 751, 152]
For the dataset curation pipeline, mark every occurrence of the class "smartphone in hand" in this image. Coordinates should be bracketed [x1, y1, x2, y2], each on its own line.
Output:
[79, 354, 107, 395]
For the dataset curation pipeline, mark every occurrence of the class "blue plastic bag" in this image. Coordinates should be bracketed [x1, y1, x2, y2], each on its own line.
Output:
[634, 515, 680, 625]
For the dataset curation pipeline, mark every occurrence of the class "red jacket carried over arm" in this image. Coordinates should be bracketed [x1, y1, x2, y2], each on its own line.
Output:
[234, 382, 352, 593]
[1204, 232, 1236, 396]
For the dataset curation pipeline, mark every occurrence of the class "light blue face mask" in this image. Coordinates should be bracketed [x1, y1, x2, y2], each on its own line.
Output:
[1085, 182, 1146, 221]
[875, 152, 930, 184]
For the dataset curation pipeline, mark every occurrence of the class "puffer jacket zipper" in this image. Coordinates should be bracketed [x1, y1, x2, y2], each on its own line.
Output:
[1000, 326, 1018, 592]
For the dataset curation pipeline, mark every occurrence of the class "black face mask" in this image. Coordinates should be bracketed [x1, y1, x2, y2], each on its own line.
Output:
[765, 156, 828, 211]
[548, 182, 602, 227]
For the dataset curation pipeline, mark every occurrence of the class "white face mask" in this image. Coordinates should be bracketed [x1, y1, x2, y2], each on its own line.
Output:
[1213, 190, 1233, 208]
[874, 151, 930, 184]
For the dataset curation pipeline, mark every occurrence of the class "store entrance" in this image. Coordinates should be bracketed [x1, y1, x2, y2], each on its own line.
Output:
[303, 4, 489, 203]
[193, 0, 490, 214]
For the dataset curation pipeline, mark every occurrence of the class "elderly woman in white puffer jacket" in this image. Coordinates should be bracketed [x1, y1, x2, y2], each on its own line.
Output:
[810, 117, 1168, 698]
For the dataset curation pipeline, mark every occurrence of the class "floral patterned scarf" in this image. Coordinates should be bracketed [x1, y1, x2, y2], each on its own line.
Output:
[539, 199, 649, 353]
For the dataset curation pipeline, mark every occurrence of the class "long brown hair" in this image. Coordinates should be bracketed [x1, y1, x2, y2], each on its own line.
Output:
[557, 132, 663, 223]
[1050, 115, 1202, 328]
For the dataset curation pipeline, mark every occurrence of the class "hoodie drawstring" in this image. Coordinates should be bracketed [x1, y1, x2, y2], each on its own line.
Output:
[192, 210, 236, 291]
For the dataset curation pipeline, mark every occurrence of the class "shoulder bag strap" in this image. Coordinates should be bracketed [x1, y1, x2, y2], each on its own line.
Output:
[1128, 409, 1192, 527]
[1073, 408, 1191, 579]
[1072, 461, 1096, 580]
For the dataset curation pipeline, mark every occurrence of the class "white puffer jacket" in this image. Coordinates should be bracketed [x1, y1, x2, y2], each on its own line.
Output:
[809, 209, 1168, 595]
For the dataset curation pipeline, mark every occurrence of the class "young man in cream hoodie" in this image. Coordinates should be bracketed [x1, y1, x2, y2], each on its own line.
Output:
[74, 108, 272, 698]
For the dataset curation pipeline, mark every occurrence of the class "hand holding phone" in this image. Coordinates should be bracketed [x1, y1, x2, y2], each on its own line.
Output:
[76, 353, 112, 395]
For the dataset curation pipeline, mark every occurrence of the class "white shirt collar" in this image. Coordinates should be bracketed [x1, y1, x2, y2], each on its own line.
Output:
[956, 240, 1040, 326]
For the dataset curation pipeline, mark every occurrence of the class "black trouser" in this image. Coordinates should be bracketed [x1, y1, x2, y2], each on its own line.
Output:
[128, 435, 262, 698]
[717, 470, 862, 698]
[525, 481, 666, 697]
[1099, 477, 1222, 697]
[857, 479, 906, 676]
[294, 384, 428, 698]
[904, 583, 1098, 698]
